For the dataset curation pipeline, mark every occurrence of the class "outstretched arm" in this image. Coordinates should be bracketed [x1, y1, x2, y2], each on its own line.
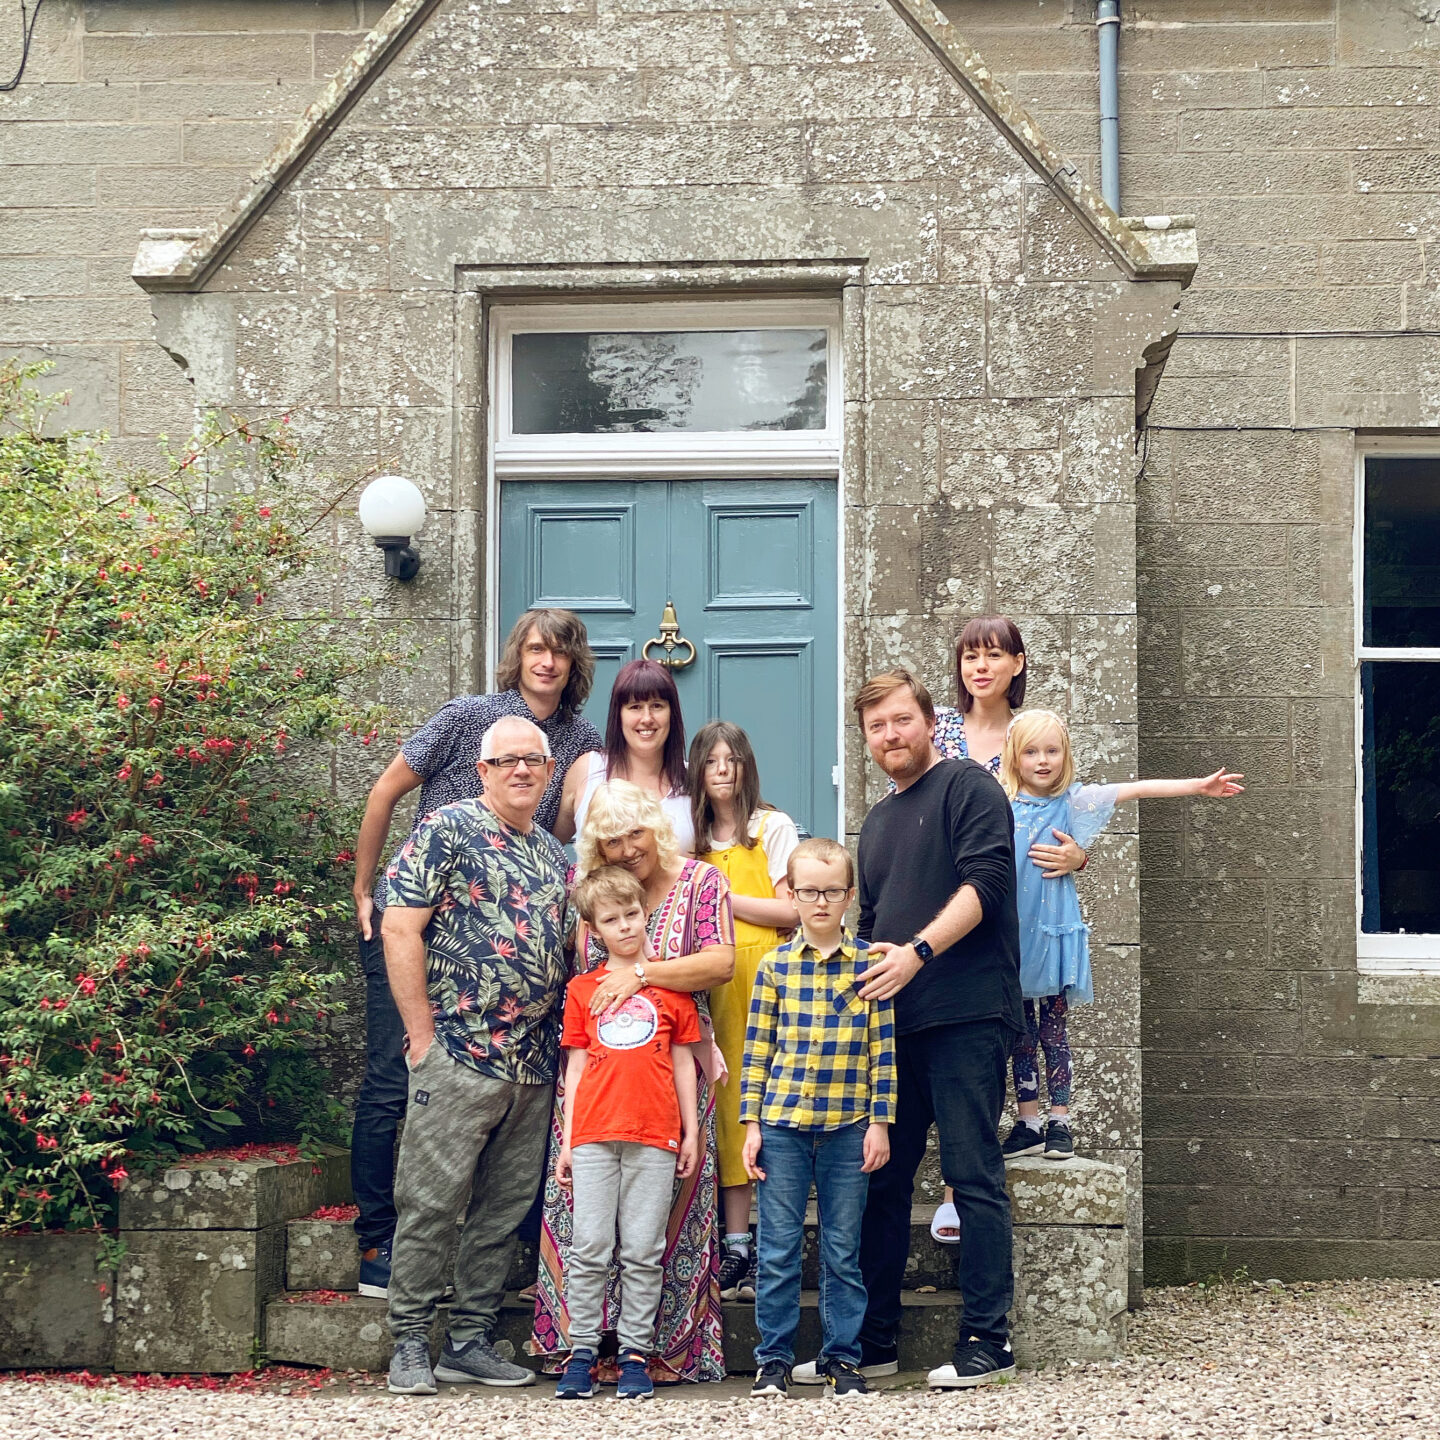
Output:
[1113, 769, 1245, 806]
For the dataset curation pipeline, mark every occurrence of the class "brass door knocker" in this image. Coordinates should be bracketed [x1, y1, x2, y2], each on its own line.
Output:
[642, 600, 697, 669]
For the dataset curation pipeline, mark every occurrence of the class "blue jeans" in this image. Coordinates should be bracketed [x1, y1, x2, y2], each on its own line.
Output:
[859, 1019, 1015, 1356]
[754, 1121, 870, 1368]
[351, 931, 408, 1250]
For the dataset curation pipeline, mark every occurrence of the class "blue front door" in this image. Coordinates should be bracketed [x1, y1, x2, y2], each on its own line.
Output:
[498, 479, 838, 838]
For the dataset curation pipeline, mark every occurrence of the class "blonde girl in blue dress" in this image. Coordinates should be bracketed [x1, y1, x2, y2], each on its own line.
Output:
[998, 710, 1244, 1160]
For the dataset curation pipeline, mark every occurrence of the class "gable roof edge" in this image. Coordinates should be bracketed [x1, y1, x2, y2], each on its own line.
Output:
[885, 0, 1192, 284]
[133, 0, 1194, 293]
[133, 0, 442, 293]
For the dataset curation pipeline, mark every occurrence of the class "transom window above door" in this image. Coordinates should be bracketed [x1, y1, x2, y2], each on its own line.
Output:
[491, 299, 842, 476]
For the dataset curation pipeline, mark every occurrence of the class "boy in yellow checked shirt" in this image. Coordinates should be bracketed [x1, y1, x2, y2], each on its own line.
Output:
[740, 838, 896, 1402]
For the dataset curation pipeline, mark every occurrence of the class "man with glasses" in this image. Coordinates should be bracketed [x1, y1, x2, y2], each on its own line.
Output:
[792, 669, 1021, 1391]
[349, 609, 599, 1299]
[381, 716, 570, 1394]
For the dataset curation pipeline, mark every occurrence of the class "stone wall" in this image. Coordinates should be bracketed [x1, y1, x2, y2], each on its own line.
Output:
[130, 0, 1185, 1301]
[0, 1, 393, 449]
[939, 0, 1440, 1282]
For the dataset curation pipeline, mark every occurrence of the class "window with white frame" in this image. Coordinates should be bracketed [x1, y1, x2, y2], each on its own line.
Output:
[1357, 448, 1440, 972]
[490, 298, 842, 477]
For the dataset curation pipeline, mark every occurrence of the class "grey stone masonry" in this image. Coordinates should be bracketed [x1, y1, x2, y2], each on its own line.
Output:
[0, 1233, 114, 1370]
[113, 1145, 351, 1372]
[939, 0, 1440, 1287]
[124, 0, 1188, 1312]
[268, 1153, 1128, 1373]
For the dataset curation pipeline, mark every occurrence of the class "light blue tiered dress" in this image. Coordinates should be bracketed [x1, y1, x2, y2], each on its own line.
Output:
[1010, 783, 1119, 1005]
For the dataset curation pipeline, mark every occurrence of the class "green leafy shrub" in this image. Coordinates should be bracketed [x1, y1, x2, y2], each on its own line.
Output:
[0, 364, 392, 1230]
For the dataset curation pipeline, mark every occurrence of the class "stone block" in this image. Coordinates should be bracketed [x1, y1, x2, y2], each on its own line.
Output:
[868, 285, 986, 400]
[119, 1145, 350, 1231]
[0, 1233, 113, 1370]
[82, 33, 315, 83]
[1011, 1224, 1127, 1368]
[300, 127, 550, 192]
[181, 120, 291, 166]
[729, 7, 926, 68]
[114, 1227, 285, 1374]
[0, 164, 97, 207]
[9, 344, 120, 434]
[1006, 1156, 1127, 1227]
[96, 164, 247, 209]
[285, 1220, 360, 1293]
[809, 115, 998, 184]
[233, 296, 338, 407]
[337, 292, 453, 407]
[865, 398, 940, 505]
[551, 126, 806, 189]
[987, 285, 1094, 399]
[84, 2, 365, 31]
[0, 121, 181, 166]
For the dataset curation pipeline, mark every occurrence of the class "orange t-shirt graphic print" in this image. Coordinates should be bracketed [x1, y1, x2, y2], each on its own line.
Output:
[561, 971, 702, 1153]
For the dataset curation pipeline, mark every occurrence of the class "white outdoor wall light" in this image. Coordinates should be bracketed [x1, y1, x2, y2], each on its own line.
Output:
[358, 474, 427, 581]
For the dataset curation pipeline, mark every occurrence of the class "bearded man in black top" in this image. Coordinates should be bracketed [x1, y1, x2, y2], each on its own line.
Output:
[795, 667, 1022, 1391]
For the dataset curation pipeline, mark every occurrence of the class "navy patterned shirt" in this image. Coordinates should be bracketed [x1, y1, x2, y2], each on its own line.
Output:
[371, 691, 600, 909]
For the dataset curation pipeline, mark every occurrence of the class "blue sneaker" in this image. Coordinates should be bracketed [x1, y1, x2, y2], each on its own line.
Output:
[358, 1240, 392, 1299]
[616, 1352, 654, 1400]
[555, 1348, 597, 1400]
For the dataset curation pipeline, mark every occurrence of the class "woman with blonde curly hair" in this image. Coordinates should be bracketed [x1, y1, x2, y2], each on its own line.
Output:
[530, 780, 735, 1386]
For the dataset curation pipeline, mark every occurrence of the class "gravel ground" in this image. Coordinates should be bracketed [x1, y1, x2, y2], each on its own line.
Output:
[3, 1278, 1436, 1439]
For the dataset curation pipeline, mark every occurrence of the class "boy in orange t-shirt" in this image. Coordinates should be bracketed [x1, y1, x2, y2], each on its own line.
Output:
[555, 866, 701, 1402]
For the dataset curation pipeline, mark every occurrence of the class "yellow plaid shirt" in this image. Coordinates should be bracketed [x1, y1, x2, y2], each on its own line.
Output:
[739, 931, 896, 1131]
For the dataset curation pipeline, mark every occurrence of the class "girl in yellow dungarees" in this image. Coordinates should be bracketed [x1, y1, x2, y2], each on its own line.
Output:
[688, 721, 800, 1303]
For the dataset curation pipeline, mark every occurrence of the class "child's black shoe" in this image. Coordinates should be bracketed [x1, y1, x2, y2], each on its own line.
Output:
[1001, 1119, 1045, 1159]
[718, 1245, 750, 1300]
[751, 1360, 791, 1397]
[826, 1360, 869, 1400]
[1043, 1119, 1075, 1160]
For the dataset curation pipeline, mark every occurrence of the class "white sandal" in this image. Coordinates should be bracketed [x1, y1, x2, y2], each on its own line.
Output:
[929, 1201, 961, 1245]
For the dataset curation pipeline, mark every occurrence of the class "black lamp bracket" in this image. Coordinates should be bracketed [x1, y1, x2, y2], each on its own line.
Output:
[372, 535, 421, 582]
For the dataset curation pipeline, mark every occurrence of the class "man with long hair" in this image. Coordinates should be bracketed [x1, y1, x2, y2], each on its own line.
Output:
[348, 608, 600, 1300]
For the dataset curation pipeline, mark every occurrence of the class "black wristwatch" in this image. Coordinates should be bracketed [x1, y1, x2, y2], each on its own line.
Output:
[909, 934, 934, 964]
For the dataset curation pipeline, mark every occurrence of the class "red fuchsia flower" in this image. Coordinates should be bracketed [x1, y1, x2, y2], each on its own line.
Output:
[106, 1166, 128, 1187]
[35, 1134, 57, 1150]
[77, 976, 96, 995]
[65, 808, 87, 829]
[79, 1091, 92, 1104]
[268, 941, 284, 956]
[242, 1044, 256, 1058]
[139, 835, 154, 850]
[97, 569, 107, 581]
[148, 696, 162, 712]
[136, 944, 151, 957]
[265, 1011, 279, 1024]
[195, 579, 208, 597]
[273, 881, 291, 896]
[259, 506, 272, 517]
[116, 694, 130, 710]
[147, 771, 163, 788]
[117, 763, 132, 781]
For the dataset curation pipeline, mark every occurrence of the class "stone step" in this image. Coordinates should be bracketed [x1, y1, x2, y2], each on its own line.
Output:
[286, 1207, 966, 1296]
[265, 1289, 965, 1377]
[285, 1156, 1122, 1295]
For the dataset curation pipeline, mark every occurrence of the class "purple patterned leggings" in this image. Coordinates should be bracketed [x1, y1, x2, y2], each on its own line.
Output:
[1010, 994, 1072, 1109]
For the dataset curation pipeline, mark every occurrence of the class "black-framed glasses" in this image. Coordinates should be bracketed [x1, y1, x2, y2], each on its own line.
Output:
[792, 886, 849, 903]
[485, 752, 550, 770]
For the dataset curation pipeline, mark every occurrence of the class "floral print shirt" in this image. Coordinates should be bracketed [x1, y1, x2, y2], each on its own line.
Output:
[387, 798, 571, 1085]
[932, 704, 1002, 774]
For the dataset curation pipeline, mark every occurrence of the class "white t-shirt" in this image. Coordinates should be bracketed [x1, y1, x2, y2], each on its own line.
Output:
[703, 809, 801, 889]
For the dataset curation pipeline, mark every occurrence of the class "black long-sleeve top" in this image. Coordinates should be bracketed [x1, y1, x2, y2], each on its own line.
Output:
[857, 757, 1022, 1037]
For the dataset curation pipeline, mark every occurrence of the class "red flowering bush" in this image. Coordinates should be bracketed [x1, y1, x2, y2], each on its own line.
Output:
[0, 364, 396, 1230]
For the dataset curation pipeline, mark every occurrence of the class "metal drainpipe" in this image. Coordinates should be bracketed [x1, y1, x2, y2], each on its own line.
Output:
[1097, 0, 1121, 213]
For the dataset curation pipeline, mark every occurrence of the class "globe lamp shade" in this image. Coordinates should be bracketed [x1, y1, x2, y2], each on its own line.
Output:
[358, 475, 426, 581]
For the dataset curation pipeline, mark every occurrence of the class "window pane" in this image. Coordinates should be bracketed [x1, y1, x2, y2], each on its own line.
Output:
[1364, 456, 1440, 647]
[511, 329, 828, 435]
[1361, 660, 1440, 934]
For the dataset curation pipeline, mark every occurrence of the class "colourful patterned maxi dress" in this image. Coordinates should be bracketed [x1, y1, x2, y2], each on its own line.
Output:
[529, 858, 733, 1383]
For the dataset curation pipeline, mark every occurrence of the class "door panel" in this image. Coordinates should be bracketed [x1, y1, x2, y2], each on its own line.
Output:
[499, 478, 837, 838]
